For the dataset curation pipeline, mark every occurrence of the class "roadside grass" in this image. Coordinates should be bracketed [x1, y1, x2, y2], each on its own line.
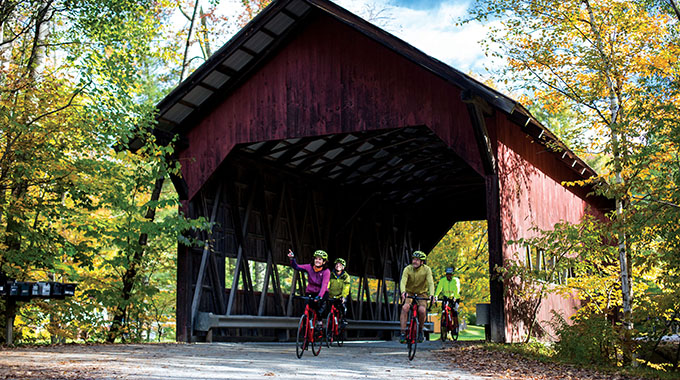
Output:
[430, 324, 486, 341]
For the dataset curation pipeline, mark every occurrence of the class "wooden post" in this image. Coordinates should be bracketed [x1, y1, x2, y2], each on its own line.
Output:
[176, 200, 196, 342]
[486, 174, 506, 343]
[5, 299, 15, 345]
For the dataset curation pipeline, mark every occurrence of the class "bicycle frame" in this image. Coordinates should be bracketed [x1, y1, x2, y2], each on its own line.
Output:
[405, 295, 429, 360]
[329, 304, 339, 337]
[439, 297, 460, 342]
[304, 303, 319, 341]
[295, 296, 322, 358]
[442, 301, 453, 330]
[407, 301, 420, 343]
[325, 302, 344, 347]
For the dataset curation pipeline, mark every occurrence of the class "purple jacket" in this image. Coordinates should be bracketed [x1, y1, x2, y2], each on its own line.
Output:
[291, 258, 331, 298]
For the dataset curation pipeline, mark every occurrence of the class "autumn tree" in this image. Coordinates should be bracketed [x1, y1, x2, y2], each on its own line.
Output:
[467, 0, 680, 363]
[428, 221, 489, 320]
[0, 0, 213, 344]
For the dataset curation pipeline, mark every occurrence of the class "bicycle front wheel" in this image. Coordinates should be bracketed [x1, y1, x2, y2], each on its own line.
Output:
[451, 315, 459, 341]
[336, 320, 345, 347]
[407, 310, 419, 361]
[311, 314, 322, 356]
[296, 314, 308, 359]
[440, 313, 448, 342]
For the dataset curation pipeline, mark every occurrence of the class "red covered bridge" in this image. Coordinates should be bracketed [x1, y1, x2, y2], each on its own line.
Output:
[139, 0, 610, 343]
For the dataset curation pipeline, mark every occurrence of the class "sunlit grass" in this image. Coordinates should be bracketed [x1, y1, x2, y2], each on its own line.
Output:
[430, 324, 486, 341]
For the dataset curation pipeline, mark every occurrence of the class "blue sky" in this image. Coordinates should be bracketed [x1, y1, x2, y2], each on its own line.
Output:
[333, 0, 496, 78]
[210, 0, 497, 81]
[389, 0, 451, 10]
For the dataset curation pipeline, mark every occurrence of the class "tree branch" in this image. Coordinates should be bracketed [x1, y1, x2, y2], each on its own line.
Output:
[24, 82, 88, 129]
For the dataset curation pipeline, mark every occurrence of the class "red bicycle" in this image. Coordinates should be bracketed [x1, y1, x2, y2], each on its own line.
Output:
[439, 296, 460, 342]
[405, 295, 430, 361]
[325, 299, 345, 347]
[295, 296, 323, 358]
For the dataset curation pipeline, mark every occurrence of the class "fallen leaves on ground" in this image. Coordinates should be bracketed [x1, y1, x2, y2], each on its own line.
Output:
[435, 342, 653, 380]
[0, 363, 121, 380]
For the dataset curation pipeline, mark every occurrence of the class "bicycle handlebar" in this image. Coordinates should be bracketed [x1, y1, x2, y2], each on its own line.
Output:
[404, 294, 434, 311]
[404, 294, 431, 301]
[439, 296, 461, 303]
[294, 295, 321, 301]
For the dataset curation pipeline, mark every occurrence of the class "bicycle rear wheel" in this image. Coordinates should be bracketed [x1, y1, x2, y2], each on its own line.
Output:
[325, 312, 335, 347]
[296, 314, 308, 358]
[407, 310, 419, 361]
[311, 314, 322, 356]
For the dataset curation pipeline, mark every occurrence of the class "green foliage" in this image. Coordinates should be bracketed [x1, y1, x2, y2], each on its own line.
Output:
[428, 221, 489, 319]
[502, 216, 617, 341]
[506, 215, 680, 369]
[0, 0, 209, 344]
[551, 311, 624, 366]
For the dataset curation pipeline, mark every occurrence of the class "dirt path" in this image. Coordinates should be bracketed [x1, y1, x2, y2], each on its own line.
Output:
[0, 340, 489, 380]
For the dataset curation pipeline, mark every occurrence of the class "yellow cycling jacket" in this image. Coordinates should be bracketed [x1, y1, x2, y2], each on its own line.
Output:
[400, 264, 434, 296]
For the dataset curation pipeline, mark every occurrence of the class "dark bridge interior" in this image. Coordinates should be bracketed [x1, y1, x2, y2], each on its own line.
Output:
[178, 126, 487, 341]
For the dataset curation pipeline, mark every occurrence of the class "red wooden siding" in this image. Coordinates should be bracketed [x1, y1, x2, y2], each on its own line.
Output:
[492, 113, 603, 341]
[178, 13, 484, 200]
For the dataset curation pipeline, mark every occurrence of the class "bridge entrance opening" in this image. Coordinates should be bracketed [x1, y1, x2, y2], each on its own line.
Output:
[179, 126, 490, 342]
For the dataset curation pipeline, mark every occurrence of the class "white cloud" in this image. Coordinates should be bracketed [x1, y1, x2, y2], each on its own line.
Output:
[332, 0, 495, 75]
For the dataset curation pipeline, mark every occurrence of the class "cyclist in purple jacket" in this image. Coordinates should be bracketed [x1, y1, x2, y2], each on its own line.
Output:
[288, 249, 331, 321]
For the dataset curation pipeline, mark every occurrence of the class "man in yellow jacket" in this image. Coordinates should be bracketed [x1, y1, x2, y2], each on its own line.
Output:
[399, 250, 434, 343]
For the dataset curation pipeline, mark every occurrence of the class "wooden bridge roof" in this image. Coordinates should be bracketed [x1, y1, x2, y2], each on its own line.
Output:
[140, 0, 598, 202]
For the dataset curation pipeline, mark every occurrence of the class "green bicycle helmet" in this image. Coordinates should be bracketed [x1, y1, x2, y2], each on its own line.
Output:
[314, 250, 328, 260]
[334, 258, 346, 266]
[412, 250, 427, 260]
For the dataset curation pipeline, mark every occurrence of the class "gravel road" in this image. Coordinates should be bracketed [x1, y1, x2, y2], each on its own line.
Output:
[0, 340, 491, 380]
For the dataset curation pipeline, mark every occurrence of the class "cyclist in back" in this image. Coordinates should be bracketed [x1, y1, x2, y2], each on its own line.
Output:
[327, 258, 350, 327]
[399, 250, 434, 343]
[288, 249, 331, 323]
[435, 266, 460, 302]
[435, 266, 461, 339]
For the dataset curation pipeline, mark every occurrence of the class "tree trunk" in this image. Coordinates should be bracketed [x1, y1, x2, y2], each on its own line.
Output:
[583, 0, 633, 364]
[179, 0, 200, 83]
[108, 0, 199, 343]
[199, 7, 212, 59]
[107, 177, 164, 343]
[668, 0, 680, 22]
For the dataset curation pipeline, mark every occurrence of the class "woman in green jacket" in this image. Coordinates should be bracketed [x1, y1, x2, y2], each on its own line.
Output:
[328, 258, 350, 326]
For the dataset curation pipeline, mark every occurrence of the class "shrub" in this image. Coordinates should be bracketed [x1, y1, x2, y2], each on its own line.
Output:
[551, 311, 624, 366]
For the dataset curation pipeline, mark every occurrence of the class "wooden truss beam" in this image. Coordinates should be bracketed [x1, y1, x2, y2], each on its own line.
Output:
[190, 183, 223, 334]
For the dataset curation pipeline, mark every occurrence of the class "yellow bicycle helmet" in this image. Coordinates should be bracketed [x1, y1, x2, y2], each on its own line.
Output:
[412, 250, 427, 260]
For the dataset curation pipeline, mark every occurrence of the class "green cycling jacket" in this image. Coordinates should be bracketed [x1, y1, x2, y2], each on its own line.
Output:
[435, 276, 460, 299]
[328, 271, 350, 299]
